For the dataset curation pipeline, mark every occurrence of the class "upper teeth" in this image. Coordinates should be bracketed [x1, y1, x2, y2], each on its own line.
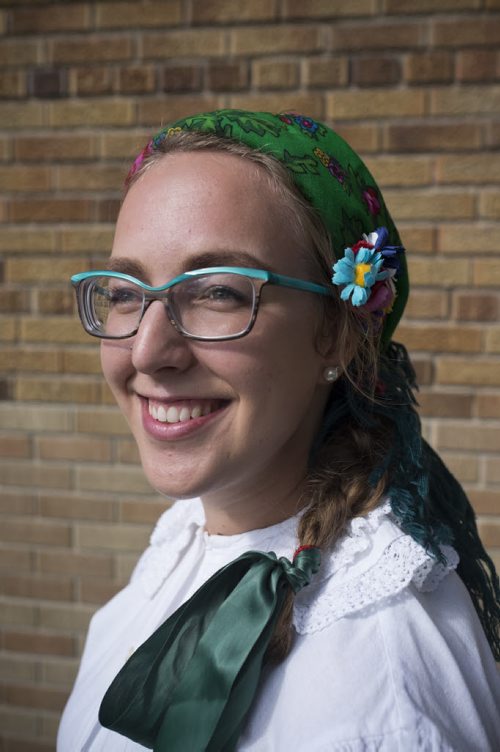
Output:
[148, 402, 212, 423]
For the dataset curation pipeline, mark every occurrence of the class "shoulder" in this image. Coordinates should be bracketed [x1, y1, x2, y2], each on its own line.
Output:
[293, 499, 458, 634]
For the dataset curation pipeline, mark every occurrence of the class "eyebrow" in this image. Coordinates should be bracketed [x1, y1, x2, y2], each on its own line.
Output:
[106, 250, 278, 280]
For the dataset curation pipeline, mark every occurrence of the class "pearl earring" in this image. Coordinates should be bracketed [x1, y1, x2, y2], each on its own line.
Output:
[323, 366, 339, 383]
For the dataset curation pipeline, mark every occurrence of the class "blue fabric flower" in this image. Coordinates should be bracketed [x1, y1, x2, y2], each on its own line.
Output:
[332, 244, 390, 307]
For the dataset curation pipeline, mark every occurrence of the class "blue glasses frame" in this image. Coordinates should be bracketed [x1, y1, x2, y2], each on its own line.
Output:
[71, 266, 333, 342]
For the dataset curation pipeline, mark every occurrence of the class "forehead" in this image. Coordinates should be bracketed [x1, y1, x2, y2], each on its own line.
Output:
[111, 151, 310, 280]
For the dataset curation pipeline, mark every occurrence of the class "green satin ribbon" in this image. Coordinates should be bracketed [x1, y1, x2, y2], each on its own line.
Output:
[99, 546, 320, 751]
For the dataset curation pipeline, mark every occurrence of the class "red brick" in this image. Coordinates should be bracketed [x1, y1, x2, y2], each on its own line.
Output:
[331, 21, 425, 51]
[456, 49, 499, 82]
[3, 631, 75, 658]
[0, 492, 36, 515]
[207, 62, 248, 91]
[0, 574, 72, 601]
[432, 17, 500, 47]
[120, 499, 168, 524]
[454, 293, 499, 322]
[417, 391, 473, 418]
[80, 578, 121, 604]
[351, 56, 401, 87]
[469, 489, 500, 515]
[30, 68, 68, 98]
[0, 434, 31, 458]
[10, 3, 90, 33]
[384, 123, 482, 152]
[160, 64, 202, 94]
[405, 51, 454, 84]
[37, 435, 111, 462]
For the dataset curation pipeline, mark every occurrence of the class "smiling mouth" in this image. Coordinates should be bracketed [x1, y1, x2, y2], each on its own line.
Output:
[148, 400, 223, 424]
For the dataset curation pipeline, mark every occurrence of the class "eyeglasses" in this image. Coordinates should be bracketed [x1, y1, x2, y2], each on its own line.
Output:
[71, 266, 333, 342]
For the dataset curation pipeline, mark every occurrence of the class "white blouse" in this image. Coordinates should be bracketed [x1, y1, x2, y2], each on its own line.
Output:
[58, 500, 500, 751]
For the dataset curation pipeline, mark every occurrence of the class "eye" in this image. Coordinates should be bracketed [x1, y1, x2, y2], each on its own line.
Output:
[200, 284, 248, 305]
[106, 284, 143, 311]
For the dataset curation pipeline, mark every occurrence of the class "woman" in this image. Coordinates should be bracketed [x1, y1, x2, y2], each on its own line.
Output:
[58, 110, 499, 751]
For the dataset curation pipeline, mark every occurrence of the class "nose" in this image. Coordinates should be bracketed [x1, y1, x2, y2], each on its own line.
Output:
[130, 300, 195, 375]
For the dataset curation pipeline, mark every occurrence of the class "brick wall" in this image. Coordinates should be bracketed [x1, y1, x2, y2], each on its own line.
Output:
[1, 0, 499, 748]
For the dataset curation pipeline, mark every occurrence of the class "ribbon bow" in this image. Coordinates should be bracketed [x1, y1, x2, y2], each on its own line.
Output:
[99, 546, 321, 751]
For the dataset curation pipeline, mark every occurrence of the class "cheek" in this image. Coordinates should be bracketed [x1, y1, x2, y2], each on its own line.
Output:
[100, 340, 132, 392]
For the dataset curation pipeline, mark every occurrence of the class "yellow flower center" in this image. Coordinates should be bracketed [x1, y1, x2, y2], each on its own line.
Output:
[355, 262, 371, 287]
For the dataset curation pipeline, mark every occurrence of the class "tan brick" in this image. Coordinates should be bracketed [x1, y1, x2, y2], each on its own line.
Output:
[8, 199, 92, 224]
[14, 376, 102, 405]
[405, 51, 454, 84]
[60, 226, 114, 254]
[160, 63, 202, 93]
[41, 658, 79, 686]
[228, 93, 323, 118]
[0, 492, 37, 516]
[364, 156, 433, 187]
[11, 3, 90, 33]
[397, 324, 482, 353]
[38, 552, 113, 580]
[75, 407, 129, 435]
[432, 17, 500, 47]
[385, 0, 480, 9]
[0, 433, 31, 458]
[439, 224, 499, 255]
[454, 292, 499, 322]
[304, 56, 348, 88]
[440, 452, 478, 483]
[437, 422, 500, 451]
[40, 493, 115, 521]
[476, 393, 500, 419]
[486, 328, 500, 353]
[0, 70, 27, 97]
[0, 656, 37, 681]
[56, 164, 123, 192]
[75, 465, 153, 495]
[2, 682, 69, 712]
[333, 123, 379, 152]
[0, 317, 17, 342]
[331, 21, 425, 51]
[403, 290, 449, 320]
[0, 39, 40, 66]
[80, 578, 121, 604]
[138, 96, 221, 127]
[0, 102, 44, 128]
[37, 435, 111, 462]
[36, 289, 74, 316]
[115, 552, 141, 581]
[0, 165, 51, 192]
[230, 25, 321, 55]
[115, 438, 141, 464]
[70, 65, 114, 96]
[61, 348, 101, 375]
[0, 574, 72, 601]
[478, 520, 500, 548]
[101, 131, 151, 159]
[15, 135, 98, 162]
[19, 317, 87, 344]
[76, 521, 150, 552]
[0, 547, 32, 572]
[0, 461, 71, 489]
[473, 259, 500, 286]
[252, 59, 299, 90]
[192, 0, 275, 22]
[0, 706, 38, 737]
[1, 347, 61, 373]
[412, 356, 434, 386]
[327, 88, 425, 120]
[485, 457, 500, 483]
[436, 358, 500, 386]
[0, 289, 30, 313]
[479, 192, 500, 219]
[49, 35, 133, 64]
[437, 154, 500, 185]
[417, 389, 473, 418]
[10, 258, 84, 285]
[469, 489, 500, 515]
[384, 190, 475, 221]
[97, 0, 181, 27]
[399, 226, 437, 255]
[284, 0, 376, 16]
[0, 403, 72, 432]
[119, 64, 156, 94]
[384, 123, 482, 152]
[141, 29, 225, 58]
[2, 518, 71, 546]
[409, 257, 470, 287]
[48, 98, 134, 127]
[120, 499, 169, 524]
[431, 86, 500, 116]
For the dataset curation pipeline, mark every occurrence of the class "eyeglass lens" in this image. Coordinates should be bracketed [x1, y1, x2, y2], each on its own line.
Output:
[85, 273, 257, 339]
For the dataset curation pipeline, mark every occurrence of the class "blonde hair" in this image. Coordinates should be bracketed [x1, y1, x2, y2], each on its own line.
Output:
[128, 131, 391, 661]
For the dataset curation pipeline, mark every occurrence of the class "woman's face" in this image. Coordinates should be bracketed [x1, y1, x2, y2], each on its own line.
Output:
[102, 151, 336, 531]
